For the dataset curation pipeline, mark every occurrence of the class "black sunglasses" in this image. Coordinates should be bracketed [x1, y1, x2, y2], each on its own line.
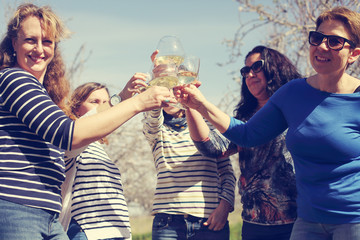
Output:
[308, 31, 356, 51]
[240, 59, 264, 78]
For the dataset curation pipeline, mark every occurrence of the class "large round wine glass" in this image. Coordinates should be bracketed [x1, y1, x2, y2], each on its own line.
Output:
[154, 35, 186, 66]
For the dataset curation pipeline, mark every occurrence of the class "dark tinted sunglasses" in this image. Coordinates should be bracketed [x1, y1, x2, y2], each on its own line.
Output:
[308, 31, 356, 51]
[240, 59, 264, 78]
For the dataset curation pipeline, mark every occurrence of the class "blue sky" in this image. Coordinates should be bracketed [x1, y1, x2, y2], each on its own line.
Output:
[0, 0, 260, 105]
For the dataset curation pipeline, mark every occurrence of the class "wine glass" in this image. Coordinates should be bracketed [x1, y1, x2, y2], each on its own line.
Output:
[178, 55, 200, 85]
[154, 35, 186, 66]
[167, 55, 200, 110]
[140, 36, 185, 91]
[148, 61, 179, 89]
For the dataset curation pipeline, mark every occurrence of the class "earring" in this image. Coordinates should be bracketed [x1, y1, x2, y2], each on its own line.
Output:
[12, 52, 16, 57]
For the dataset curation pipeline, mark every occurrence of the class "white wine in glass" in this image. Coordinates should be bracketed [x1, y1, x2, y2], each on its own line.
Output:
[155, 55, 184, 66]
[149, 75, 179, 89]
[148, 62, 179, 89]
[178, 55, 200, 85]
[155, 35, 185, 67]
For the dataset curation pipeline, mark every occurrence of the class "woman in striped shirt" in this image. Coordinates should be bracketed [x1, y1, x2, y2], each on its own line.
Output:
[142, 104, 236, 240]
[0, 3, 173, 240]
[61, 82, 136, 240]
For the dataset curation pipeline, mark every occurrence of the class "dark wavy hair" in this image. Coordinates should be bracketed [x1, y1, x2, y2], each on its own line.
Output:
[234, 45, 301, 121]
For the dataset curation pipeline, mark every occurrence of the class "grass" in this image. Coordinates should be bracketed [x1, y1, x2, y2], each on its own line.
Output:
[131, 209, 243, 240]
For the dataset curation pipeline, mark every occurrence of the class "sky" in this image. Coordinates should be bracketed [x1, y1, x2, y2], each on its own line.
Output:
[0, 0, 261, 105]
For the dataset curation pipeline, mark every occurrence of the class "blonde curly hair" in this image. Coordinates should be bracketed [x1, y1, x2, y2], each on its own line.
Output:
[0, 3, 72, 115]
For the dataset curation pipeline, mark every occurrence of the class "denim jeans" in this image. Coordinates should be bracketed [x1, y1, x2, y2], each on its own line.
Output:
[67, 218, 127, 240]
[290, 217, 360, 240]
[67, 218, 87, 240]
[241, 221, 294, 240]
[0, 198, 69, 240]
[152, 213, 229, 240]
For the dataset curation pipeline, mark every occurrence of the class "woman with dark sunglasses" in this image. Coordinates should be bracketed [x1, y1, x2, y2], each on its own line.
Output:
[177, 6, 360, 240]
[181, 45, 300, 240]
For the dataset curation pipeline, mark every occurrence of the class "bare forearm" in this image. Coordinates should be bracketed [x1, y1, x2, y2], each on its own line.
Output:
[71, 86, 172, 149]
[197, 100, 231, 134]
[72, 96, 142, 148]
[186, 108, 210, 141]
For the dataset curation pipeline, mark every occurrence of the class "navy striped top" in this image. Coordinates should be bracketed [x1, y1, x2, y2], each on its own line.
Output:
[0, 68, 74, 213]
[61, 142, 131, 239]
[142, 109, 236, 218]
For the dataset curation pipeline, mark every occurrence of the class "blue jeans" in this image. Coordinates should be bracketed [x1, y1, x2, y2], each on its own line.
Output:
[67, 218, 127, 240]
[290, 217, 360, 240]
[152, 213, 229, 240]
[242, 221, 294, 240]
[67, 218, 87, 240]
[0, 198, 69, 240]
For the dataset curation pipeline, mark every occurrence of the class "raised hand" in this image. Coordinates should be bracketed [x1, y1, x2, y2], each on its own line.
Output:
[119, 73, 149, 100]
[174, 81, 206, 111]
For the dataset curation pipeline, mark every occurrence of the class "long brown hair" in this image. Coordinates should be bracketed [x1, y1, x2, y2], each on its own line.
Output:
[0, 3, 71, 114]
[234, 45, 301, 121]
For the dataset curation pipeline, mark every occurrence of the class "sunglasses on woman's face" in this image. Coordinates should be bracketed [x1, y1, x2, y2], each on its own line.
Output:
[240, 59, 264, 78]
[308, 31, 356, 51]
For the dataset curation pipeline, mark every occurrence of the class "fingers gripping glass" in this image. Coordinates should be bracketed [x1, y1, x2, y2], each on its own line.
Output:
[240, 59, 264, 78]
[308, 31, 356, 51]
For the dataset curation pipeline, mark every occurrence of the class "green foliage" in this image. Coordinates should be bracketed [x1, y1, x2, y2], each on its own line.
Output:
[132, 232, 152, 240]
[230, 222, 243, 240]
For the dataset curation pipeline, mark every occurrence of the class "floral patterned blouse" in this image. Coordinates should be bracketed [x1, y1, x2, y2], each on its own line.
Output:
[194, 120, 297, 225]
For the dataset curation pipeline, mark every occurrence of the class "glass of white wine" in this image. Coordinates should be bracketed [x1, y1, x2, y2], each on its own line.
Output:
[178, 55, 200, 85]
[149, 61, 179, 89]
[169, 55, 200, 110]
[140, 35, 185, 91]
[154, 35, 185, 67]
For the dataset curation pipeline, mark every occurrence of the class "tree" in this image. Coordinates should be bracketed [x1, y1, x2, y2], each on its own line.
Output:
[222, 0, 360, 78]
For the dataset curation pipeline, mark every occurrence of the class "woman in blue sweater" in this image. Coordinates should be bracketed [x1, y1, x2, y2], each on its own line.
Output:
[0, 3, 172, 240]
[178, 6, 360, 240]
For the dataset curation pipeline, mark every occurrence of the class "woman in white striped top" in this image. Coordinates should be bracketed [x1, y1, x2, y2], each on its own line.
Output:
[0, 4, 174, 240]
[61, 82, 142, 240]
[142, 105, 236, 240]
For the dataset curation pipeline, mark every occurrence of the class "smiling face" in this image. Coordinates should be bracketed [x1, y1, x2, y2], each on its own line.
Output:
[75, 88, 110, 117]
[244, 53, 269, 103]
[12, 15, 55, 83]
[310, 19, 355, 76]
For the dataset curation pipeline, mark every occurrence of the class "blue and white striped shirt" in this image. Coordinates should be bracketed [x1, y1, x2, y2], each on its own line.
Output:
[0, 68, 74, 213]
[61, 142, 131, 240]
[142, 109, 236, 218]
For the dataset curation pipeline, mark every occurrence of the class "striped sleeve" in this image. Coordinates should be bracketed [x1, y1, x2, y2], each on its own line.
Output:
[0, 68, 74, 212]
[0, 68, 74, 150]
[217, 157, 236, 210]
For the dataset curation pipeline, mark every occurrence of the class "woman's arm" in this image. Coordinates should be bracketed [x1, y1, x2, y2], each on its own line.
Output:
[178, 84, 231, 133]
[178, 83, 287, 148]
[72, 86, 172, 149]
[185, 108, 210, 141]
